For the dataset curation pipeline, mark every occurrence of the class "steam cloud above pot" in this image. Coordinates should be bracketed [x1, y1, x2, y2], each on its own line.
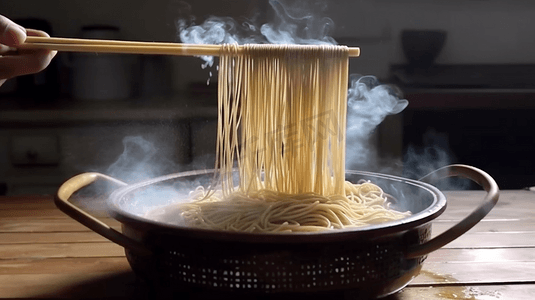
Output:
[102, 0, 460, 195]
[176, 0, 409, 172]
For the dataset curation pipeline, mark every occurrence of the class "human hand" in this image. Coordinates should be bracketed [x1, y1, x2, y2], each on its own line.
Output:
[0, 15, 57, 87]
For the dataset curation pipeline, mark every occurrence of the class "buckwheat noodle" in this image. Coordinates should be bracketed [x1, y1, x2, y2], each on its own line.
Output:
[178, 44, 410, 232]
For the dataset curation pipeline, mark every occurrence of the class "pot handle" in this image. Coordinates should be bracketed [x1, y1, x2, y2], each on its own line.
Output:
[405, 164, 499, 259]
[55, 172, 151, 255]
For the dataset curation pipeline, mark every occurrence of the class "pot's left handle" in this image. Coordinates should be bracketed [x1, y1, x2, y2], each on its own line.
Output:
[55, 172, 151, 255]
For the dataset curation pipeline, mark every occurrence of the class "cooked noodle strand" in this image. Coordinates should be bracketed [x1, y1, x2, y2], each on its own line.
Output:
[178, 44, 409, 232]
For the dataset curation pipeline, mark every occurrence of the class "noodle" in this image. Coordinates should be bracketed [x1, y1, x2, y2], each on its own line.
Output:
[178, 44, 410, 232]
[180, 181, 409, 232]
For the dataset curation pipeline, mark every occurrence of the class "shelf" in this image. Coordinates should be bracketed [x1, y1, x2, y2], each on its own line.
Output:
[0, 93, 218, 125]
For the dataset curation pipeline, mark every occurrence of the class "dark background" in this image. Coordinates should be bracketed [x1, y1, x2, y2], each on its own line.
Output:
[1, 0, 534, 194]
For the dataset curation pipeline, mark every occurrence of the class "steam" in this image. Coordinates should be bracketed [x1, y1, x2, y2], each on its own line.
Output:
[106, 136, 179, 183]
[345, 75, 408, 170]
[177, 0, 336, 67]
[106, 136, 216, 183]
[70, 136, 181, 216]
[176, 0, 409, 170]
[403, 128, 451, 180]
[260, 0, 336, 45]
[403, 129, 471, 190]
[177, 16, 260, 68]
[93, 1, 466, 223]
[103, 136, 214, 220]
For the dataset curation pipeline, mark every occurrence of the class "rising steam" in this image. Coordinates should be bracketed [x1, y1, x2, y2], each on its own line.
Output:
[177, 16, 260, 68]
[260, 0, 336, 45]
[346, 75, 408, 170]
[177, 0, 409, 171]
[177, 0, 337, 67]
[106, 136, 178, 183]
[94, 1, 465, 223]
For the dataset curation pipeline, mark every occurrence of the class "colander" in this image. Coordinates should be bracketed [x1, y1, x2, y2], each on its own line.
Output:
[55, 164, 498, 299]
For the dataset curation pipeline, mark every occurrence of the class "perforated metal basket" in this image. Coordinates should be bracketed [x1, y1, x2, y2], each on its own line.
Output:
[55, 165, 499, 299]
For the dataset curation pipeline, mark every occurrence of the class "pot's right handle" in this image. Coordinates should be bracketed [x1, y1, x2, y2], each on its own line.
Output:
[405, 164, 499, 259]
[55, 172, 151, 255]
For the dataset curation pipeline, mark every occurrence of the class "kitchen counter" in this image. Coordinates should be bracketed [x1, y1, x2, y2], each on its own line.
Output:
[1, 190, 534, 299]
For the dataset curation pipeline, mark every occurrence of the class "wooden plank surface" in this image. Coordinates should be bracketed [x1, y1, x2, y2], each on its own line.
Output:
[389, 284, 535, 300]
[0, 272, 143, 299]
[0, 242, 125, 259]
[437, 190, 534, 218]
[0, 195, 57, 210]
[0, 217, 121, 232]
[0, 208, 79, 218]
[0, 232, 109, 244]
[0, 257, 130, 275]
[0, 190, 533, 299]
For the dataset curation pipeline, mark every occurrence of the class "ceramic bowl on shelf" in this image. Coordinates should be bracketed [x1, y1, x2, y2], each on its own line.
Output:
[401, 29, 447, 69]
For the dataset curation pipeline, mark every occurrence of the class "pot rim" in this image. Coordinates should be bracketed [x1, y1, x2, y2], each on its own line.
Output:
[105, 169, 447, 244]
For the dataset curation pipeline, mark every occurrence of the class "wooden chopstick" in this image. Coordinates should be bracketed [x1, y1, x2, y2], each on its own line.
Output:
[25, 36, 220, 48]
[21, 36, 221, 56]
[20, 36, 360, 57]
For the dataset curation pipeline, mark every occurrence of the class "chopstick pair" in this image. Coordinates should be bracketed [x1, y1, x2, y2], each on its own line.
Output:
[19, 36, 361, 57]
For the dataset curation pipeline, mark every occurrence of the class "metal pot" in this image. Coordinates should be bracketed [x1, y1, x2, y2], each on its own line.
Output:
[55, 165, 498, 299]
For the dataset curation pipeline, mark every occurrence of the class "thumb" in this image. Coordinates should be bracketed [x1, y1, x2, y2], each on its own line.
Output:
[0, 15, 27, 46]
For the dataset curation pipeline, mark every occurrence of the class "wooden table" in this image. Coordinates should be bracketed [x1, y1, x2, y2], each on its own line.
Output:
[1, 191, 534, 299]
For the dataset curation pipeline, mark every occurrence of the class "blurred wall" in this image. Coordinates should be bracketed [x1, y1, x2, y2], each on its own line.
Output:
[330, 0, 535, 77]
[1, 0, 534, 86]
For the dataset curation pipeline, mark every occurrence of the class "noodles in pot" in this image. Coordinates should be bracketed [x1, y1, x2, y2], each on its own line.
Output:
[178, 44, 410, 232]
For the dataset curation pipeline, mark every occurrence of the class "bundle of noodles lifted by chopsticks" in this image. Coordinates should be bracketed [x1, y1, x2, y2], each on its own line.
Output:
[20, 37, 410, 232]
[20, 37, 408, 232]
[178, 44, 410, 233]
